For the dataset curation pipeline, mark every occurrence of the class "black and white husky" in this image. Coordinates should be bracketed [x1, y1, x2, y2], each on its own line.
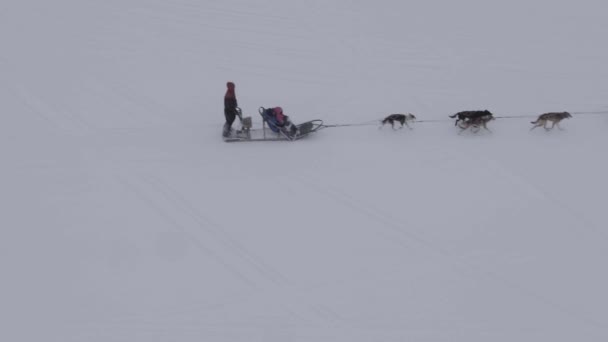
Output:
[380, 113, 416, 129]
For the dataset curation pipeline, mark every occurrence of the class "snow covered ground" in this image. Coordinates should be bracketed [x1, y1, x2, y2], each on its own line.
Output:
[2, 1, 608, 341]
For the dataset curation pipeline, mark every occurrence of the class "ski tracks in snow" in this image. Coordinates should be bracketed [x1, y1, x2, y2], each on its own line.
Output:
[481, 157, 608, 242]
[10, 83, 95, 134]
[119, 169, 368, 326]
[292, 170, 608, 333]
[119, 173, 290, 291]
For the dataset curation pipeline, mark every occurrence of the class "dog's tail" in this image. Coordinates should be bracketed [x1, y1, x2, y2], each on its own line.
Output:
[448, 113, 458, 118]
[530, 119, 539, 124]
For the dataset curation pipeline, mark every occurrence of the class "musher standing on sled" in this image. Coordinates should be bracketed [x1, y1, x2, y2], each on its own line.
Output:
[223, 81, 239, 137]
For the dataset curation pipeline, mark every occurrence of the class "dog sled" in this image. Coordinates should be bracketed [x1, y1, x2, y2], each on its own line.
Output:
[223, 107, 324, 142]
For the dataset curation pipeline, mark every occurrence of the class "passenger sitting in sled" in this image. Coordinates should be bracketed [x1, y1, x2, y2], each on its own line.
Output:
[261, 107, 298, 136]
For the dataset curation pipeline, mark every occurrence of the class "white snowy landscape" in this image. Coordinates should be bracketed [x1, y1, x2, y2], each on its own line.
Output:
[2, 0, 608, 341]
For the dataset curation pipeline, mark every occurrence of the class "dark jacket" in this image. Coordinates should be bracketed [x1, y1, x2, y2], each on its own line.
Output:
[224, 82, 238, 113]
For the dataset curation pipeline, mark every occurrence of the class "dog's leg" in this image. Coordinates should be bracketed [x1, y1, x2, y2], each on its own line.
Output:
[557, 121, 564, 130]
[457, 123, 469, 135]
[404, 121, 412, 130]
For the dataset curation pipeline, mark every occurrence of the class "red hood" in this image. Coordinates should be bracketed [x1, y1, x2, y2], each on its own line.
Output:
[225, 82, 236, 98]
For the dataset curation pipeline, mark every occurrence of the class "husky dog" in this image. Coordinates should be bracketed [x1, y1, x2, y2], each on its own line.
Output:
[449, 110, 493, 127]
[530, 112, 572, 130]
[458, 113, 495, 134]
[381, 113, 416, 129]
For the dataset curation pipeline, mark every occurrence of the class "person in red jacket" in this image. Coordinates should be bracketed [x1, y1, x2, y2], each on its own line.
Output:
[223, 82, 240, 137]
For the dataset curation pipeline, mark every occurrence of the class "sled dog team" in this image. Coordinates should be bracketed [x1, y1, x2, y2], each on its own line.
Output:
[223, 81, 573, 136]
[380, 110, 572, 134]
[381, 110, 573, 133]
